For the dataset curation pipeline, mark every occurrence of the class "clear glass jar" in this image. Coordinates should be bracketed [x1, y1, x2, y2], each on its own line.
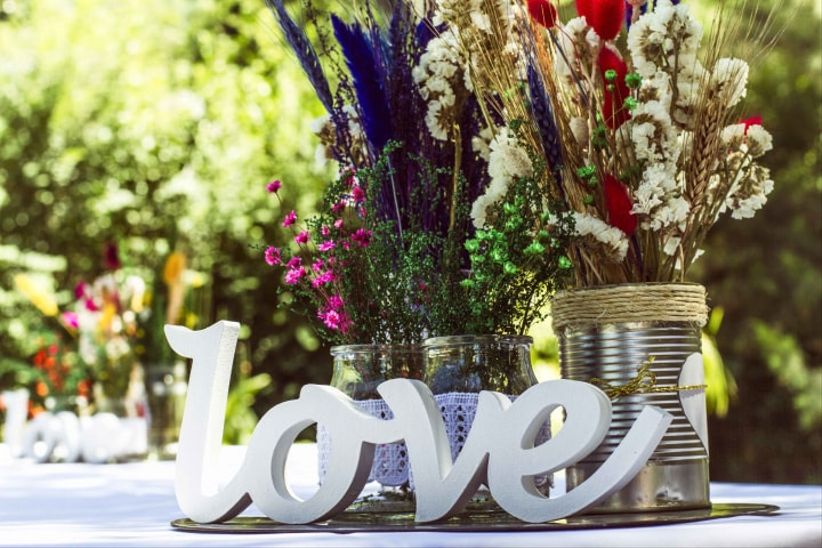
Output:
[321, 344, 424, 512]
[329, 344, 423, 400]
[422, 335, 537, 395]
[422, 334, 548, 505]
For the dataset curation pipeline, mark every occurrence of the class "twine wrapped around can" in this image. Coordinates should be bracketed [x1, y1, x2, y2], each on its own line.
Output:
[552, 282, 711, 514]
[551, 283, 709, 330]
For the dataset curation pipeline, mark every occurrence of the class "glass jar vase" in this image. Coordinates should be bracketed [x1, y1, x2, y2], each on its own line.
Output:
[318, 344, 423, 502]
[421, 335, 549, 505]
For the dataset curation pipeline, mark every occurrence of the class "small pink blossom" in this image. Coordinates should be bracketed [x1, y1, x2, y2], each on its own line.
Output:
[312, 259, 325, 272]
[342, 241, 351, 251]
[318, 240, 336, 252]
[331, 202, 346, 215]
[320, 225, 331, 238]
[284, 267, 306, 285]
[334, 218, 344, 230]
[61, 311, 79, 329]
[285, 256, 302, 270]
[266, 179, 282, 193]
[327, 294, 344, 310]
[351, 185, 365, 204]
[319, 309, 342, 330]
[311, 270, 335, 288]
[317, 306, 350, 332]
[84, 298, 99, 312]
[351, 228, 372, 247]
[74, 282, 89, 300]
[264, 246, 282, 266]
[294, 230, 310, 244]
[282, 210, 297, 228]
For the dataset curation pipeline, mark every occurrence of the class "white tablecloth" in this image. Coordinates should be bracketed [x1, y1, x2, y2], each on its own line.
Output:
[1, 444, 820, 547]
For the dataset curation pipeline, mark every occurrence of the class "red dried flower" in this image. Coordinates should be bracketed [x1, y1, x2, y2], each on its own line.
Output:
[598, 47, 631, 129]
[603, 174, 637, 235]
[576, 0, 625, 41]
[741, 115, 763, 134]
[528, 0, 558, 29]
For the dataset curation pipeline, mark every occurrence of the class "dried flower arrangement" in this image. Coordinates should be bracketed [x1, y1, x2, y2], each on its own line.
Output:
[262, 0, 575, 344]
[421, 0, 780, 287]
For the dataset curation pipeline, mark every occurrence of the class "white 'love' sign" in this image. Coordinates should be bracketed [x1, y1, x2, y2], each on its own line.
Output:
[166, 321, 672, 524]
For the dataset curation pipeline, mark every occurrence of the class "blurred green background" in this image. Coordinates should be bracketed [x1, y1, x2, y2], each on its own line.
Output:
[0, 0, 819, 482]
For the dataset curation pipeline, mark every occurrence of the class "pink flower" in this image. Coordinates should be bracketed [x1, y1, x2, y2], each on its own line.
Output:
[351, 185, 365, 204]
[74, 282, 89, 299]
[351, 228, 372, 247]
[285, 256, 302, 270]
[266, 179, 282, 193]
[331, 202, 346, 215]
[320, 225, 331, 238]
[84, 298, 99, 312]
[295, 230, 310, 244]
[282, 210, 297, 228]
[284, 267, 306, 285]
[312, 258, 325, 272]
[317, 306, 350, 332]
[334, 219, 344, 230]
[358, 206, 367, 218]
[327, 294, 344, 310]
[61, 311, 79, 329]
[264, 246, 281, 266]
[311, 270, 335, 288]
[318, 309, 343, 330]
[318, 240, 336, 252]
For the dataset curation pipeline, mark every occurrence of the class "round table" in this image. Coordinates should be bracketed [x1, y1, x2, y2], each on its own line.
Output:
[1, 444, 819, 547]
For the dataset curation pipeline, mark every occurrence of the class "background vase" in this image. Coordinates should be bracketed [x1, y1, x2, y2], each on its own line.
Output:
[146, 361, 188, 459]
[91, 363, 148, 460]
[552, 283, 711, 513]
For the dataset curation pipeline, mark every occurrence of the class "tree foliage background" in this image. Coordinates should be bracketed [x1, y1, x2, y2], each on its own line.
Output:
[0, 0, 819, 482]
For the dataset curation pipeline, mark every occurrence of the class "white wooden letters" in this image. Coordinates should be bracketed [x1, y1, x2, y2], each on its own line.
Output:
[166, 320, 673, 524]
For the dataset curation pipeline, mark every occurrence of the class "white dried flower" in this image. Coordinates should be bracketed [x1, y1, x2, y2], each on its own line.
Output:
[555, 17, 599, 85]
[627, 0, 703, 79]
[710, 58, 749, 107]
[470, 130, 533, 228]
[572, 212, 630, 262]
[413, 33, 466, 141]
[746, 125, 773, 157]
[721, 123, 747, 148]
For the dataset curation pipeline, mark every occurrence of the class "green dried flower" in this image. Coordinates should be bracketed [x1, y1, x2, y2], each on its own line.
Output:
[558, 255, 573, 269]
[524, 241, 546, 255]
[625, 72, 642, 89]
[465, 239, 480, 253]
[503, 261, 518, 275]
[576, 165, 596, 179]
[604, 69, 617, 81]
[491, 247, 507, 263]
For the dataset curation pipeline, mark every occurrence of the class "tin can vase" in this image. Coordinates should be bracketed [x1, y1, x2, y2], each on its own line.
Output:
[317, 344, 423, 499]
[552, 283, 711, 513]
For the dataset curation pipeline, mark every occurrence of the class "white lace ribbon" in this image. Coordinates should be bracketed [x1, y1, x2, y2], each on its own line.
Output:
[317, 392, 552, 488]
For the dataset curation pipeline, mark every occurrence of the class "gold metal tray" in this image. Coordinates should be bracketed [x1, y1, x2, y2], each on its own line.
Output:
[171, 503, 779, 533]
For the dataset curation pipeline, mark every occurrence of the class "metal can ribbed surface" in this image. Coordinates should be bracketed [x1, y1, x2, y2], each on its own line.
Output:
[559, 321, 710, 513]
